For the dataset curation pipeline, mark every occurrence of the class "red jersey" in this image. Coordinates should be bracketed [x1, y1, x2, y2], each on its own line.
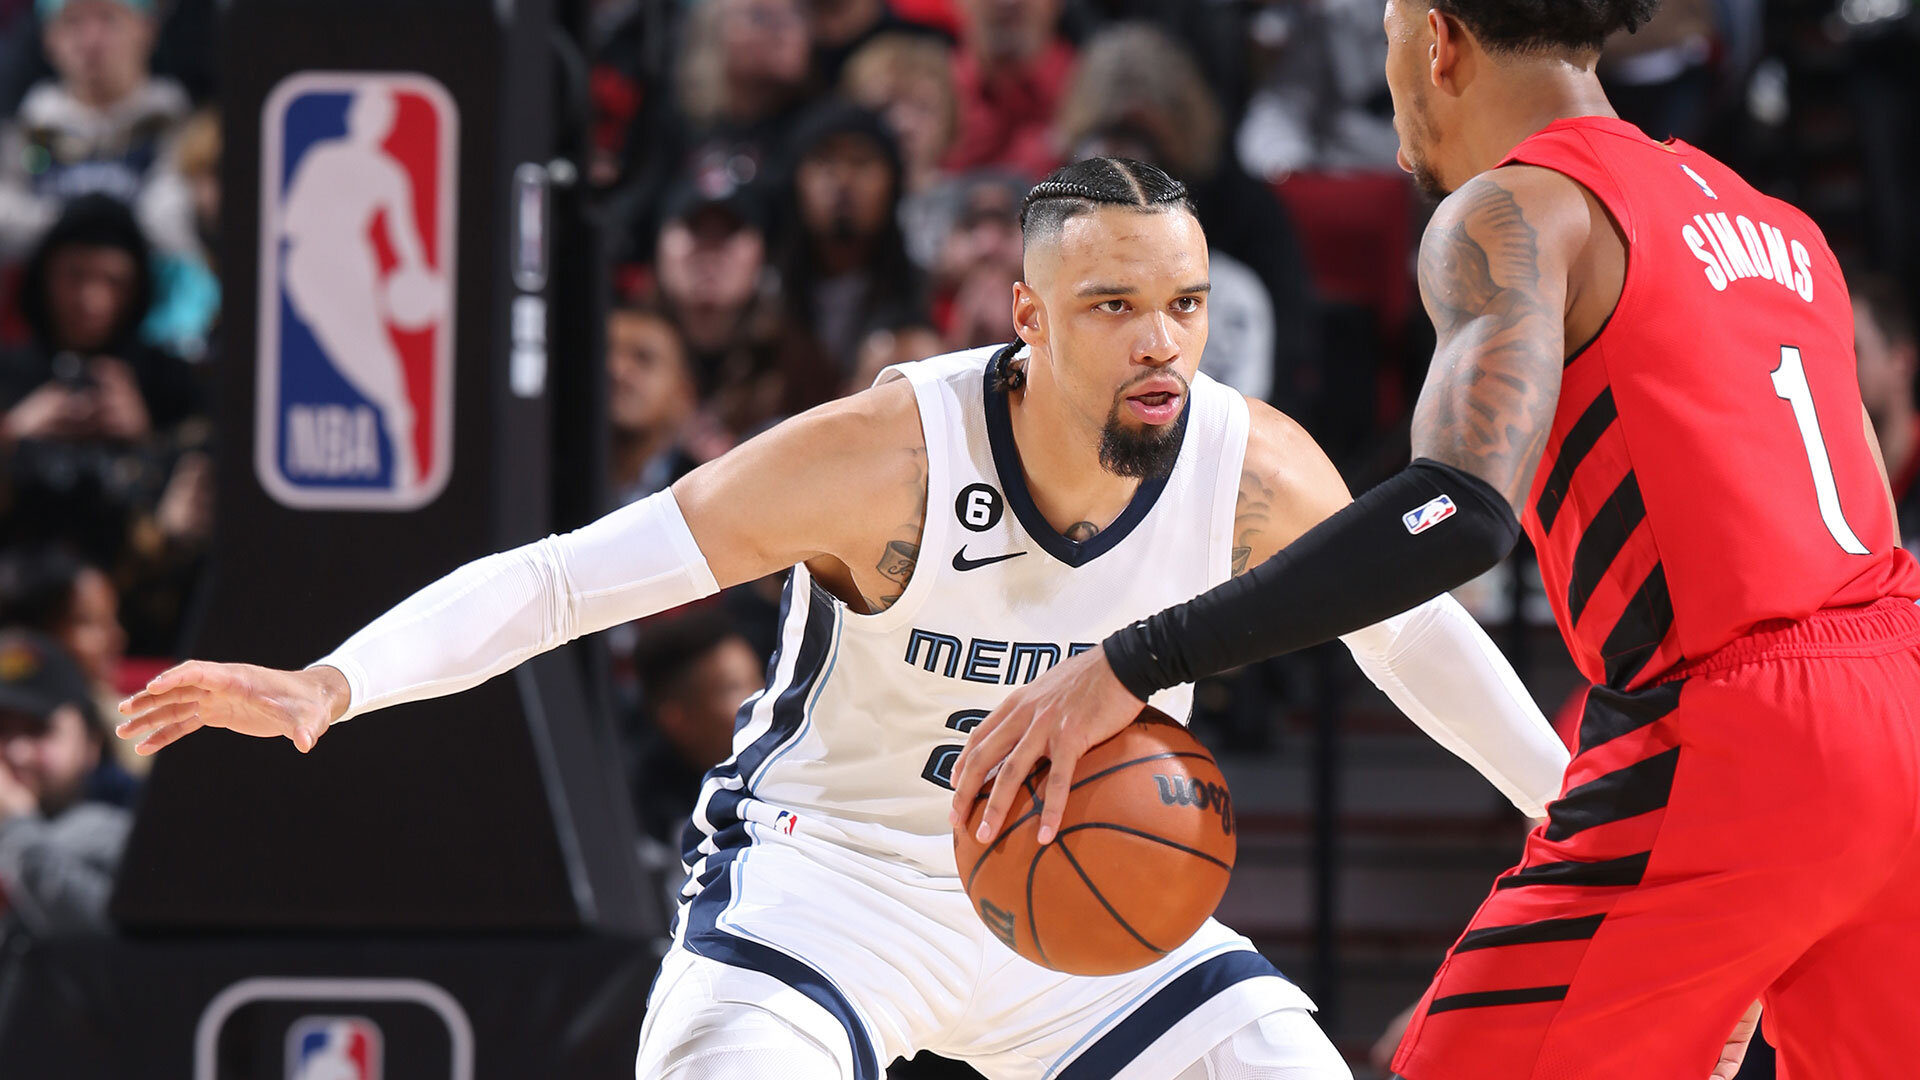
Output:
[1498, 116, 1920, 690]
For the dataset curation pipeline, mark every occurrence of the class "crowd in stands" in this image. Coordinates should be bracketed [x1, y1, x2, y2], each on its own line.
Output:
[0, 9, 1914, 1061]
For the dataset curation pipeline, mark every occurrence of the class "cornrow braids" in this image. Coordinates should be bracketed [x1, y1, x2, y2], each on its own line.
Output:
[1019, 157, 1195, 247]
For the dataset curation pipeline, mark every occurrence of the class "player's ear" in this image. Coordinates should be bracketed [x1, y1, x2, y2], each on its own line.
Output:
[1428, 9, 1467, 93]
[1012, 281, 1044, 348]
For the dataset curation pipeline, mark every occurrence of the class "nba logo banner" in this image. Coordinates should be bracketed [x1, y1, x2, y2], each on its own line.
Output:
[257, 72, 458, 510]
[286, 1015, 382, 1080]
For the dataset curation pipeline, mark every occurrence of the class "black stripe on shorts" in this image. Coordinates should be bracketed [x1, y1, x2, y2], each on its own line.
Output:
[1545, 747, 1680, 843]
[1454, 914, 1607, 953]
[1427, 985, 1571, 1014]
[1495, 851, 1650, 890]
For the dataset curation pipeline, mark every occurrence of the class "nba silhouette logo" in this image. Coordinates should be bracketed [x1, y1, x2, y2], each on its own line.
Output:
[257, 72, 458, 510]
[286, 1015, 383, 1080]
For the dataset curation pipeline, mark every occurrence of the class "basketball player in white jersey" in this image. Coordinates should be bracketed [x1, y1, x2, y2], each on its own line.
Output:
[117, 159, 1568, 1080]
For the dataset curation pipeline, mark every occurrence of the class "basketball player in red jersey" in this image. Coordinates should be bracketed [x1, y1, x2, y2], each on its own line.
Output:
[957, 2, 1920, 1077]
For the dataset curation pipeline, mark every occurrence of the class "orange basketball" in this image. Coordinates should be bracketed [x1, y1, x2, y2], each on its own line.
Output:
[954, 707, 1236, 976]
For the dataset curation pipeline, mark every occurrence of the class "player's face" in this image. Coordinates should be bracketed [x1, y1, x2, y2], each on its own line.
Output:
[1019, 206, 1209, 479]
[1383, 0, 1451, 198]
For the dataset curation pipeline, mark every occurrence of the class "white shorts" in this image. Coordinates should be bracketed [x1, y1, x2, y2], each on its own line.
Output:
[641, 821, 1319, 1079]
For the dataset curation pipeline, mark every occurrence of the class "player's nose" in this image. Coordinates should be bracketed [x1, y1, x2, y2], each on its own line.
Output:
[1134, 313, 1179, 365]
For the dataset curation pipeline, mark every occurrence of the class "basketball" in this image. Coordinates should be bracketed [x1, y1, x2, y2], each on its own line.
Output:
[954, 707, 1236, 976]
[382, 266, 447, 329]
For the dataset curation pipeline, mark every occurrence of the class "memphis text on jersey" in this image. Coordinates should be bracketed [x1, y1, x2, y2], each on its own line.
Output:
[904, 628, 1098, 685]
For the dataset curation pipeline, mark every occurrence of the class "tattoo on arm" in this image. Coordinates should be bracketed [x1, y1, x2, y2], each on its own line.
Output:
[1412, 174, 1568, 509]
[861, 446, 928, 613]
[1064, 521, 1101, 542]
[1232, 465, 1275, 576]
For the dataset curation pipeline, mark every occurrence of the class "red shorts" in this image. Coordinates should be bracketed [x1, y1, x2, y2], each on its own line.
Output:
[1393, 598, 1920, 1080]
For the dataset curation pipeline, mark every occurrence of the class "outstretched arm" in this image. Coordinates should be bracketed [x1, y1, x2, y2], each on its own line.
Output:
[956, 168, 1589, 841]
[117, 382, 925, 754]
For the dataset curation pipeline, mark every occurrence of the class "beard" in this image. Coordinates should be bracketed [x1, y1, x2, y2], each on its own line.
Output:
[1403, 90, 1452, 200]
[1097, 373, 1189, 479]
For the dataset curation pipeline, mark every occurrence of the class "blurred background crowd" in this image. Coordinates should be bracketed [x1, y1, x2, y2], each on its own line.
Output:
[0, 0, 1915, 1074]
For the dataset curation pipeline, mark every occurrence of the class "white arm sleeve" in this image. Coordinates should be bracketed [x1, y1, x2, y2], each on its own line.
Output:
[312, 489, 720, 722]
[1339, 594, 1569, 818]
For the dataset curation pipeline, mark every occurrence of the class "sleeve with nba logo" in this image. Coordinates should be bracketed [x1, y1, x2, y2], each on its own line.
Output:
[312, 490, 720, 722]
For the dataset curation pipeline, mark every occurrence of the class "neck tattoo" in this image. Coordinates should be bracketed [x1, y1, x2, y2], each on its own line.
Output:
[1064, 521, 1100, 542]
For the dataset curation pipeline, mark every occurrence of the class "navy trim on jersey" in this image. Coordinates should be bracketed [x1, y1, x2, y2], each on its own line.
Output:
[682, 842, 884, 1080]
[1054, 950, 1287, 1080]
[679, 574, 838, 865]
[982, 352, 1191, 569]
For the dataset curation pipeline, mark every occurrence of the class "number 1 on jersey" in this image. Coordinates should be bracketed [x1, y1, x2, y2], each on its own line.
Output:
[1771, 346, 1870, 555]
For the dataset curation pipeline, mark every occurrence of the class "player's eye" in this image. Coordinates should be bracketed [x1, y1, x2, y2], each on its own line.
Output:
[1095, 299, 1129, 314]
[1172, 296, 1203, 313]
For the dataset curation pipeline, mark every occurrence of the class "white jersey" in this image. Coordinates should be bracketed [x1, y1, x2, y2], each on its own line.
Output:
[684, 343, 1250, 880]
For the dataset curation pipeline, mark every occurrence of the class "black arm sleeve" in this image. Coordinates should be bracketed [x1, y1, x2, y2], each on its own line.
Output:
[1102, 459, 1522, 700]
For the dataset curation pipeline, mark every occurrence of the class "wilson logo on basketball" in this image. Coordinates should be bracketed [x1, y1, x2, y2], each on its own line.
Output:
[1153, 775, 1235, 835]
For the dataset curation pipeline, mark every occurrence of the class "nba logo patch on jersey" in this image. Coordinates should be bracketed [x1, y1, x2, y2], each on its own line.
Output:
[257, 72, 458, 510]
[1403, 494, 1457, 535]
[286, 1015, 383, 1080]
[1680, 163, 1718, 200]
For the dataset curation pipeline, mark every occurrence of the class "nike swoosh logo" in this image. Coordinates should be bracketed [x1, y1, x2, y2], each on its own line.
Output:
[952, 548, 1026, 572]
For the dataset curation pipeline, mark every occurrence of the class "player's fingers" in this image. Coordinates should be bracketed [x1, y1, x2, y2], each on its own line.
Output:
[976, 732, 1045, 843]
[1034, 742, 1080, 845]
[115, 700, 200, 739]
[135, 718, 203, 755]
[950, 710, 1021, 823]
[116, 685, 208, 726]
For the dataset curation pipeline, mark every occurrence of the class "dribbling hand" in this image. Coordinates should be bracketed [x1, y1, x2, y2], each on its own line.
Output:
[115, 661, 350, 756]
[947, 646, 1143, 846]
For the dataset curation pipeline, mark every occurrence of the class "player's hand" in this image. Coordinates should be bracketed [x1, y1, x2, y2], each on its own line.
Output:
[947, 646, 1144, 846]
[1711, 1001, 1763, 1079]
[115, 661, 351, 756]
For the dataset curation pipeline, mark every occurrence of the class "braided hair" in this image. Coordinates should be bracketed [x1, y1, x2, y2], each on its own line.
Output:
[1019, 157, 1195, 248]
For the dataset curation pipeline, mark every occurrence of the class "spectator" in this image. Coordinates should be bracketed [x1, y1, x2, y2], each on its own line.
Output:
[929, 171, 1023, 350]
[0, 545, 123, 690]
[944, 0, 1072, 177]
[840, 32, 961, 268]
[0, 628, 131, 933]
[1056, 23, 1319, 403]
[616, 0, 814, 257]
[138, 104, 218, 359]
[653, 177, 831, 436]
[1600, 0, 1716, 144]
[607, 304, 699, 506]
[779, 102, 926, 378]
[846, 319, 943, 395]
[807, 0, 949, 89]
[0, 0, 195, 261]
[1854, 274, 1920, 548]
[1234, 0, 1399, 179]
[0, 195, 206, 592]
[625, 606, 761, 846]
